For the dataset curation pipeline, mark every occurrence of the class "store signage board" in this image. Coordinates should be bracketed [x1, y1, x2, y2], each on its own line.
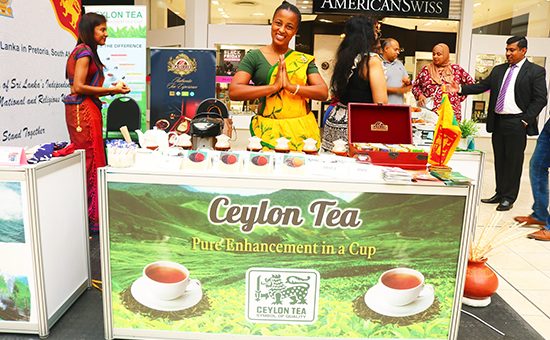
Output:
[313, 0, 450, 19]
[105, 180, 467, 339]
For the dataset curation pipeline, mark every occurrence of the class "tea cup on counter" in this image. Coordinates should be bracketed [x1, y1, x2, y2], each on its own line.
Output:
[142, 261, 191, 301]
[377, 267, 431, 306]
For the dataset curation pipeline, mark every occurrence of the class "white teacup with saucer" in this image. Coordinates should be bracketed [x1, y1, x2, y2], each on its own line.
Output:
[364, 267, 434, 317]
[130, 261, 203, 311]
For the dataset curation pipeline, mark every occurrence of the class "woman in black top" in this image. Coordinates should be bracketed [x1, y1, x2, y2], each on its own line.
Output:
[321, 15, 387, 152]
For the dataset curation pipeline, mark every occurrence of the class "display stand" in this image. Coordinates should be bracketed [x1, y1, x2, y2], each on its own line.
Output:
[0, 150, 90, 337]
[99, 151, 483, 340]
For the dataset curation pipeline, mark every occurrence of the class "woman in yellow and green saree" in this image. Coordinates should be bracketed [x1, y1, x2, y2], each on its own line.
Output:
[229, 1, 328, 152]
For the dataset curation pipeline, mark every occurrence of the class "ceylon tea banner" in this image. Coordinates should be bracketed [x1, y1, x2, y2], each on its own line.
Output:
[107, 182, 466, 339]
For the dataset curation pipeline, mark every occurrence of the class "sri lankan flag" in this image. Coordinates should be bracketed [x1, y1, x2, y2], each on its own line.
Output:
[428, 94, 461, 165]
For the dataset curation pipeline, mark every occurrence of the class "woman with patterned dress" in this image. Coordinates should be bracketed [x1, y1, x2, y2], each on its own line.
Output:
[321, 15, 388, 153]
[229, 1, 328, 151]
[63, 13, 130, 233]
[412, 43, 474, 121]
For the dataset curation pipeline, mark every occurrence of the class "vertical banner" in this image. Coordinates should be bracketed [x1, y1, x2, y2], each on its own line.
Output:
[107, 182, 467, 339]
[150, 48, 216, 133]
[85, 5, 147, 131]
[0, 0, 79, 146]
[0, 181, 35, 324]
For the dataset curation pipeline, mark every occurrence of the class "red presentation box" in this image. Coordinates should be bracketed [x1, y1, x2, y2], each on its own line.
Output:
[347, 103, 428, 170]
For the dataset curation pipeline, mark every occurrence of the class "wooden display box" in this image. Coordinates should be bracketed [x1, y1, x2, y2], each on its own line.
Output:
[347, 103, 428, 169]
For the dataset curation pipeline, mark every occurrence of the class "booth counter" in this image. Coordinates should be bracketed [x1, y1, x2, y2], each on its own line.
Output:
[0, 150, 90, 337]
[99, 151, 483, 340]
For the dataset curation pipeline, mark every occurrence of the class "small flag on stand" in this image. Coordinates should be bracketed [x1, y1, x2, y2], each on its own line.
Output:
[428, 93, 461, 166]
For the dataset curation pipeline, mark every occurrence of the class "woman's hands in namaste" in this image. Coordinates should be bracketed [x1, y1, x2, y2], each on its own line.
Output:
[272, 54, 298, 95]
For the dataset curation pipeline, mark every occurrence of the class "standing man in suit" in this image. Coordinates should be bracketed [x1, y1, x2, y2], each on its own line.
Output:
[451, 36, 547, 211]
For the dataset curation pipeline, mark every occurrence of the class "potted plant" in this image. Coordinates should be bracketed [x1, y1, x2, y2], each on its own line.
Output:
[458, 119, 479, 150]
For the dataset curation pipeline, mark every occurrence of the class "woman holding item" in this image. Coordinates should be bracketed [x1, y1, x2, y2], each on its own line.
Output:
[63, 12, 130, 233]
[229, 1, 328, 151]
[412, 43, 474, 121]
[321, 15, 388, 152]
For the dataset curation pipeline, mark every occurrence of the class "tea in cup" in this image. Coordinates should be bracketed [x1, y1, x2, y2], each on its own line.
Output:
[142, 261, 190, 300]
[378, 267, 429, 306]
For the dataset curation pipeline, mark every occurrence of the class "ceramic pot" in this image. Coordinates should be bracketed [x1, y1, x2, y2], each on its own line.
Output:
[463, 258, 498, 299]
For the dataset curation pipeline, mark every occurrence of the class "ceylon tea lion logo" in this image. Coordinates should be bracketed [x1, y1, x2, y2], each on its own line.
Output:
[49, 0, 80, 39]
[246, 268, 320, 324]
[168, 53, 197, 76]
[0, 0, 14, 18]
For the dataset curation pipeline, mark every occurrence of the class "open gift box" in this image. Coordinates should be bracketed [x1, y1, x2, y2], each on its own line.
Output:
[347, 103, 428, 170]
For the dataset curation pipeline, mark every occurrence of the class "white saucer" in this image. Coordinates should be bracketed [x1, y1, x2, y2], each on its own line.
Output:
[364, 284, 434, 317]
[130, 277, 203, 312]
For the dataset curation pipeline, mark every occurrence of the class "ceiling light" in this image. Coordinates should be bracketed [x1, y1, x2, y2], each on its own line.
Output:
[425, 22, 433, 26]
[301, 6, 307, 9]
[218, 7, 225, 12]
[319, 19, 333, 23]
[233, 1, 257, 6]
[212, 0, 219, 4]
[473, 2, 481, 7]
[303, 0, 310, 3]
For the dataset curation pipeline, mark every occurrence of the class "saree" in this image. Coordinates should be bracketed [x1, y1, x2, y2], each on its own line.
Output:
[250, 51, 320, 151]
[63, 44, 105, 232]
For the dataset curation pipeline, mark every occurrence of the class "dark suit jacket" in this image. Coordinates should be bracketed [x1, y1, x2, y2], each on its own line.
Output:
[461, 59, 547, 136]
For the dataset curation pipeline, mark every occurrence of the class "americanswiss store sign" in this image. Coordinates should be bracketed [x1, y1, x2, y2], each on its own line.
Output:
[313, 0, 450, 18]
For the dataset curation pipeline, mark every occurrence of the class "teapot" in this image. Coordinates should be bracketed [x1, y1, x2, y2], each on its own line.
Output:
[168, 132, 192, 149]
[135, 127, 169, 151]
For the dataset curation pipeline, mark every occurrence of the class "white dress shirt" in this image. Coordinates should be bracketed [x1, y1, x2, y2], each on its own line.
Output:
[497, 57, 526, 114]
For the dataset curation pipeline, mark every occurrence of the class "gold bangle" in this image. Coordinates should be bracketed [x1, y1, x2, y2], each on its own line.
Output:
[292, 84, 300, 95]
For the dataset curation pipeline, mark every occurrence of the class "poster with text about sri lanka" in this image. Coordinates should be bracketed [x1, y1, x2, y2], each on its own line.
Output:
[0, 0, 77, 146]
[0, 181, 36, 324]
[85, 5, 146, 131]
[107, 182, 466, 339]
[150, 48, 216, 133]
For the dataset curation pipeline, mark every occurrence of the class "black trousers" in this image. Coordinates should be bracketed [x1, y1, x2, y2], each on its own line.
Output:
[491, 115, 527, 202]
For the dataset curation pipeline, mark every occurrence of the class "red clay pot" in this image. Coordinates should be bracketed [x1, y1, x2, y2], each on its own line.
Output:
[463, 258, 499, 299]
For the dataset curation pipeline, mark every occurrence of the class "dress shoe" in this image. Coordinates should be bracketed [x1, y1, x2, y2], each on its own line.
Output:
[527, 229, 550, 241]
[514, 215, 546, 226]
[496, 200, 513, 211]
[481, 194, 501, 204]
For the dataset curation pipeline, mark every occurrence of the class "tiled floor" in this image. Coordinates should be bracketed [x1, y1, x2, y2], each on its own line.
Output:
[474, 137, 550, 339]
